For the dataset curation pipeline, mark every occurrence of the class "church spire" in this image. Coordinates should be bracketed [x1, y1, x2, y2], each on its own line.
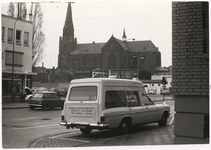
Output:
[63, 2, 74, 41]
[122, 28, 127, 41]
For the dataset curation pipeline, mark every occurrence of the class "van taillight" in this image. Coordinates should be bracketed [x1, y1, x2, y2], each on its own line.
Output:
[100, 116, 105, 123]
[61, 115, 64, 121]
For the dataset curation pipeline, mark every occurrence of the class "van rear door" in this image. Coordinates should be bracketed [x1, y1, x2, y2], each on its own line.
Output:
[64, 84, 99, 126]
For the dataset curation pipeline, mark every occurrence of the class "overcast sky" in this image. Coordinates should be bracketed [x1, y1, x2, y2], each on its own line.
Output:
[1, 0, 172, 68]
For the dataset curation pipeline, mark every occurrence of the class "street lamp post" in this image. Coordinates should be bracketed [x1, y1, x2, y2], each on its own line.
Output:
[133, 55, 144, 79]
[137, 57, 144, 79]
[11, 17, 20, 101]
[119, 38, 135, 78]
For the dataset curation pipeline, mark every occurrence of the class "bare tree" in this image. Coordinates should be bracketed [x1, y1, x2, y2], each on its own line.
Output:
[7, 2, 45, 67]
[29, 2, 45, 66]
[16, 2, 27, 20]
[7, 2, 15, 17]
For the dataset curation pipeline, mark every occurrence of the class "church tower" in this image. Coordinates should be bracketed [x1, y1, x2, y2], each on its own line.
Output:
[122, 28, 127, 41]
[58, 2, 77, 69]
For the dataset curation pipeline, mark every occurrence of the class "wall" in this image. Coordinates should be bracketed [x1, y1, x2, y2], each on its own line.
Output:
[172, 2, 209, 144]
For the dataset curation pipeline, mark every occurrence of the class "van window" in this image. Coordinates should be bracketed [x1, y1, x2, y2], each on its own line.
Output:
[69, 86, 97, 101]
[126, 91, 141, 107]
[105, 91, 127, 109]
[142, 96, 154, 105]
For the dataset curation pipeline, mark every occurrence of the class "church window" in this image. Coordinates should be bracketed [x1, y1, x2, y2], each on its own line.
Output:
[108, 53, 116, 69]
[65, 57, 68, 66]
[82, 56, 87, 67]
[93, 56, 97, 67]
[63, 45, 67, 54]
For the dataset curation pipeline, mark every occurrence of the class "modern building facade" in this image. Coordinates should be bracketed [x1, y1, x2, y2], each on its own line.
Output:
[2, 14, 36, 96]
[56, 3, 163, 81]
[172, 2, 209, 144]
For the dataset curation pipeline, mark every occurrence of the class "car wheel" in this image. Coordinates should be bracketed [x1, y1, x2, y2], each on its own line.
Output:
[29, 106, 34, 110]
[42, 104, 48, 110]
[118, 119, 130, 134]
[80, 128, 92, 134]
[158, 113, 168, 127]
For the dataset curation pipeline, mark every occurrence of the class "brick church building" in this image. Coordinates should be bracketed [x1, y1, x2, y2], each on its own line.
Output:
[56, 3, 162, 81]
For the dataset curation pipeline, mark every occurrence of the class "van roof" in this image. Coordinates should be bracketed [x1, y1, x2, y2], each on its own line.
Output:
[70, 78, 144, 86]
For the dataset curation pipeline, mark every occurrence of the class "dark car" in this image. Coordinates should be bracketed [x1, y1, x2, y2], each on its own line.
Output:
[160, 89, 171, 95]
[58, 87, 68, 97]
[28, 91, 65, 110]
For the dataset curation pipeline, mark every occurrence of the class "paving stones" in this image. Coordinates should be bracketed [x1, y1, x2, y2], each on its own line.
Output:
[29, 125, 174, 148]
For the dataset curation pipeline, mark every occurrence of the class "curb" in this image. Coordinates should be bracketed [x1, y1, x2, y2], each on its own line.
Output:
[2, 106, 29, 109]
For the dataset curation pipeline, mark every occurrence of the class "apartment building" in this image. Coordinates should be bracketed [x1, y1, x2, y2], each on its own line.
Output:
[2, 14, 36, 96]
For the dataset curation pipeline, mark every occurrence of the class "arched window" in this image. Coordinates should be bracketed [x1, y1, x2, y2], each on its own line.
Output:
[82, 56, 87, 67]
[93, 56, 97, 67]
[108, 53, 116, 69]
[61, 57, 65, 66]
[65, 57, 68, 66]
[63, 45, 67, 54]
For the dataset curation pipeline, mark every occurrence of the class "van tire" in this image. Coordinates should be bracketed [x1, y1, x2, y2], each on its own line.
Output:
[118, 119, 130, 134]
[29, 106, 34, 110]
[80, 128, 92, 134]
[158, 113, 168, 127]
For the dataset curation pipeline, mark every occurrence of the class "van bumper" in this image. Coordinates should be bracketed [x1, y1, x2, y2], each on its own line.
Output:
[60, 122, 109, 130]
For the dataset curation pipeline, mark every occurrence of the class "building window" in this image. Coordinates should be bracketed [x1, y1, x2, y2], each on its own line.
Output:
[16, 30, 21, 45]
[24, 32, 29, 46]
[5, 51, 23, 66]
[8, 28, 13, 43]
[2, 27, 5, 42]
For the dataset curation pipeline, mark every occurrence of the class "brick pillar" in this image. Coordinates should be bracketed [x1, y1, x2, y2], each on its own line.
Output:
[172, 2, 209, 144]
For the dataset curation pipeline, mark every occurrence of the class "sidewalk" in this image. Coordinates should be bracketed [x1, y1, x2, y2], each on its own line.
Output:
[29, 124, 174, 148]
[1, 96, 28, 109]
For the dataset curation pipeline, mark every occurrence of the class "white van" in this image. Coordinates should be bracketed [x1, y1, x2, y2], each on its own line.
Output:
[60, 77, 170, 134]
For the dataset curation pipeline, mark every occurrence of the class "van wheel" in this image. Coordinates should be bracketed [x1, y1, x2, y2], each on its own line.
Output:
[29, 106, 34, 110]
[42, 104, 48, 110]
[80, 128, 92, 134]
[118, 119, 130, 134]
[158, 113, 168, 127]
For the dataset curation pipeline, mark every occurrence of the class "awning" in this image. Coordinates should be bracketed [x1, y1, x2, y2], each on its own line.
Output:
[2, 70, 37, 75]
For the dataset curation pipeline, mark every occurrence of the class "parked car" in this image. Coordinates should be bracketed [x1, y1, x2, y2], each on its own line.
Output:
[161, 89, 171, 95]
[28, 91, 65, 110]
[148, 89, 156, 94]
[58, 87, 68, 97]
[24, 87, 33, 101]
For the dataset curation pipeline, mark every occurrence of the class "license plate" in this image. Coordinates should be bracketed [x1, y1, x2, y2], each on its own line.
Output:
[76, 125, 86, 129]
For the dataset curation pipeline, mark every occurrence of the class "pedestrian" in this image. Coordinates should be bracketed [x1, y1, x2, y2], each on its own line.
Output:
[12, 85, 16, 102]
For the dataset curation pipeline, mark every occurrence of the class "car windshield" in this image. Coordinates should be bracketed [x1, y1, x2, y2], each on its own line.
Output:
[33, 93, 43, 98]
[69, 86, 97, 101]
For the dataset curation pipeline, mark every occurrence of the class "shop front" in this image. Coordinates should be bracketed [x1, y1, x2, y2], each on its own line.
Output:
[2, 71, 37, 97]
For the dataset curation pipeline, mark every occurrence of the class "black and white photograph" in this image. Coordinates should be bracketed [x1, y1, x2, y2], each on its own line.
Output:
[1, 0, 210, 150]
